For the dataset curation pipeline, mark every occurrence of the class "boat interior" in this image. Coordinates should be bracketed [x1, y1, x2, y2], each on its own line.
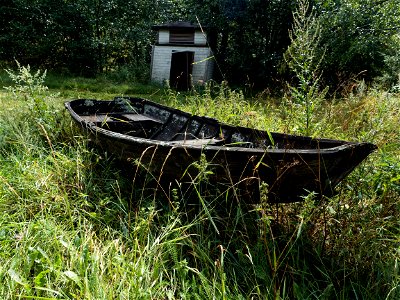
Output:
[73, 98, 347, 150]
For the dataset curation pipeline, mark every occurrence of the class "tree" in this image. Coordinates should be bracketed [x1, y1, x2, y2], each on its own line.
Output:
[316, 0, 400, 86]
[0, 0, 95, 74]
[0, 0, 161, 76]
[186, 0, 295, 87]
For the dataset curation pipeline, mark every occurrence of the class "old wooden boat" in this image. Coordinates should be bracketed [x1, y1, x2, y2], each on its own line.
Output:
[65, 97, 377, 203]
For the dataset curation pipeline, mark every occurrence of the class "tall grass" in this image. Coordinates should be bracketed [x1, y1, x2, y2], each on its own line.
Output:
[0, 65, 399, 299]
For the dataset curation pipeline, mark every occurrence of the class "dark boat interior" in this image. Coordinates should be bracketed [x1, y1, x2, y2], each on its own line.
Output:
[71, 98, 348, 150]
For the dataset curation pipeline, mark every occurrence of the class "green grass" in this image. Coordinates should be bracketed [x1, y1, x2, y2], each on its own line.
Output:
[0, 69, 399, 299]
[45, 73, 163, 98]
[0, 69, 165, 102]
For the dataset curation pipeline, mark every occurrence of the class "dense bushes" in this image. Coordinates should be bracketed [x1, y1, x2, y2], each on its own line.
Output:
[1, 0, 399, 90]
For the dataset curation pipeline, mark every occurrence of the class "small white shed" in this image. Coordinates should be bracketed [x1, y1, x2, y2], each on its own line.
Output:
[150, 21, 214, 90]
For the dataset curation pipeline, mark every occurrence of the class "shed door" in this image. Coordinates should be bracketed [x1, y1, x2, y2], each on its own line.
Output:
[170, 51, 194, 90]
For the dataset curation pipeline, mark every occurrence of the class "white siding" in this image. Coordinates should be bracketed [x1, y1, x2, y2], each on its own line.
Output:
[194, 31, 207, 46]
[158, 30, 169, 44]
[151, 45, 214, 85]
[192, 47, 213, 83]
[151, 46, 173, 83]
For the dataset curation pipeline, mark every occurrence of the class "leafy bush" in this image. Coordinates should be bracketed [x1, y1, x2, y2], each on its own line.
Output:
[317, 0, 400, 87]
[376, 35, 400, 90]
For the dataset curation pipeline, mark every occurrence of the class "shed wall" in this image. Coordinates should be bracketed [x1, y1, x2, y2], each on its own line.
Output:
[158, 30, 169, 44]
[151, 45, 213, 85]
[194, 31, 207, 45]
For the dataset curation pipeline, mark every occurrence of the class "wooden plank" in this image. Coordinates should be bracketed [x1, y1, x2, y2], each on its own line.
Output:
[170, 138, 223, 146]
[121, 114, 162, 124]
[81, 115, 113, 123]
[81, 113, 162, 124]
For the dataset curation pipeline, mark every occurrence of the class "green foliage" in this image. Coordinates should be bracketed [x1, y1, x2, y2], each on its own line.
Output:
[0, 0, 96, 75]
[376, 35, 400, 90]
[0, 0, 158, 76]
[283, 0, 328, 136]
[317, 0, 400, 86]
[1, 0, 400, 91]
[0, 71, 399, 299]
[164, 81, 282, 132]
[4, 62, 48, 103]
[3, 62, 64, 144]
[187, 0, 295, 87]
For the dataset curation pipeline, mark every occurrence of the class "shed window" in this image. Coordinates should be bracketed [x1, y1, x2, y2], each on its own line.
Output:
[169, 29, 194, 44]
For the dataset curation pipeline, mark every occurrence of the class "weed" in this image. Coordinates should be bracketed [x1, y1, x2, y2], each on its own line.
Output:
[3, 61, 67, 145]
[284, 0, 328, 136]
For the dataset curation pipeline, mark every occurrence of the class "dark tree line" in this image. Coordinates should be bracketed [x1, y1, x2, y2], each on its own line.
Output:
[1, 0, 399, 89]
[189, 0, 295, 87]
[0, 0, 161, 77]
[1, 0, 97, 75]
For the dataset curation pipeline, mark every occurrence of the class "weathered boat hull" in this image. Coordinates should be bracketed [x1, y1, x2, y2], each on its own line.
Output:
[65, 97, 377, 202]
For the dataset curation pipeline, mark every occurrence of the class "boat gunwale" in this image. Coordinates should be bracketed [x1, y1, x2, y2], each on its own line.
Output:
[74, 118, 371, 156]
